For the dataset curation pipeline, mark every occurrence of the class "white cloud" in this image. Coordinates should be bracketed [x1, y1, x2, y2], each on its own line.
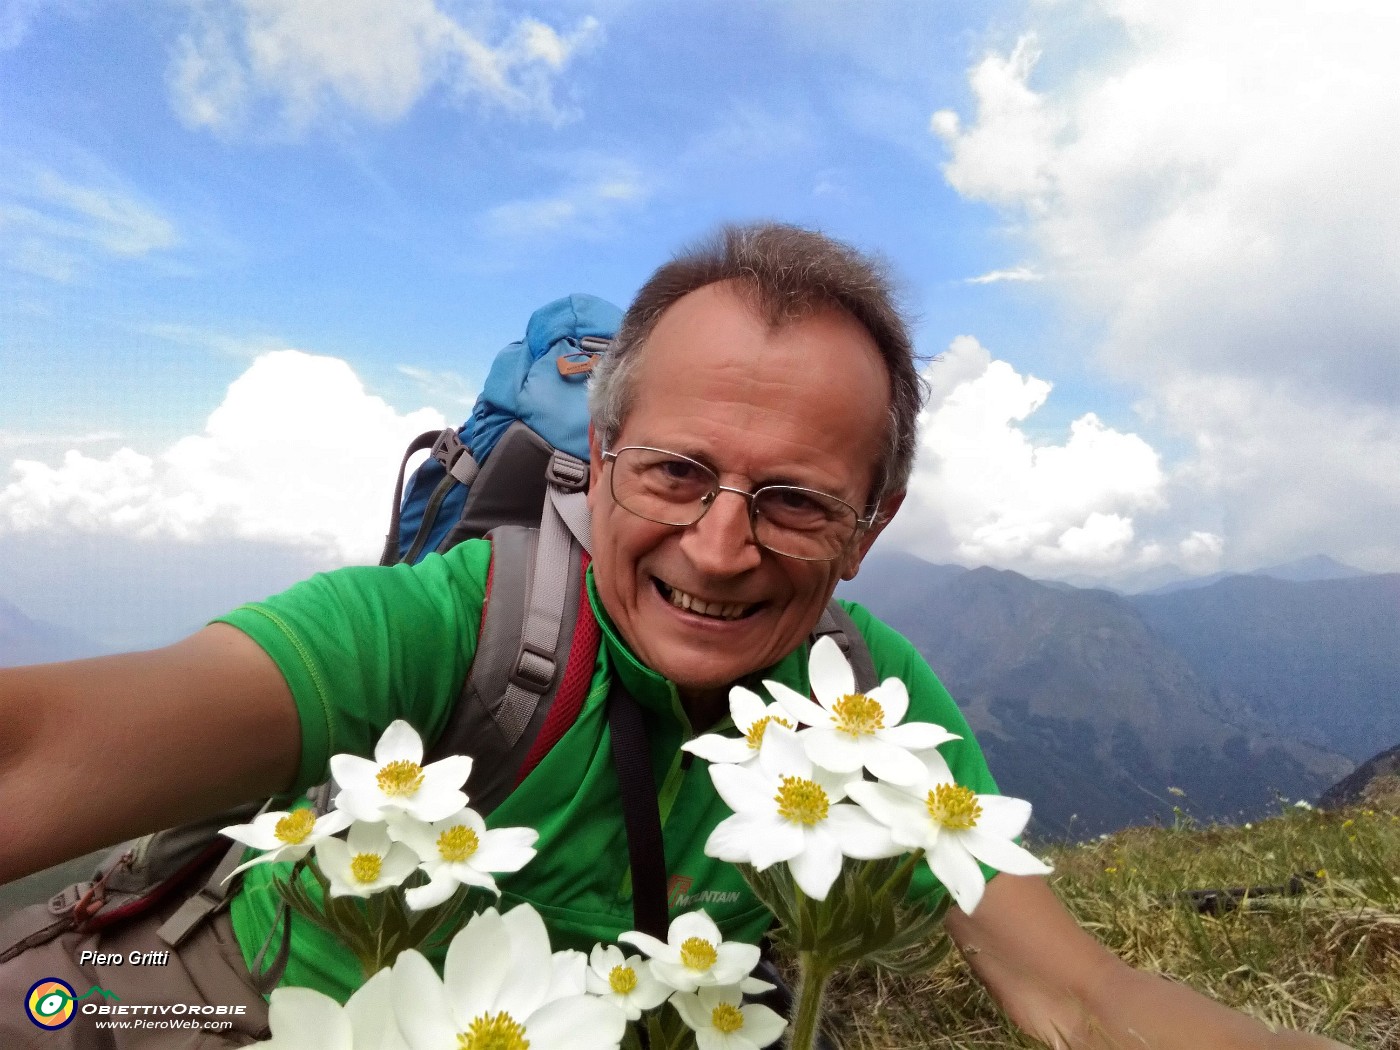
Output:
[0, 170, 177, 280]
[932, 1, 1400, 572]
[0, 350, 446, 564]
[965, 266, 1043, 285]
[889, 336, 1171, 572]
[169, 0, 601, 135]
[483, 164, 648, 240]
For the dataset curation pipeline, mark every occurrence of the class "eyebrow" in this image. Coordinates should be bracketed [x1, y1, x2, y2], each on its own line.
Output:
[650, 444, 850, 498]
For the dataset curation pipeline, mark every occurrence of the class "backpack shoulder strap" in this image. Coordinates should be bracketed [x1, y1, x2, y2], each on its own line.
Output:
[429, 451, 596, 815]
[813, 599, 878, 693]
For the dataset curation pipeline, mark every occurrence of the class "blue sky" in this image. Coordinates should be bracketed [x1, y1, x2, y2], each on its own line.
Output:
[4, 1, 1400, 649]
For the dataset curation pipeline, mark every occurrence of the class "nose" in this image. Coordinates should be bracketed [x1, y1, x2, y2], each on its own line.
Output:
[678, 488, 762, 576]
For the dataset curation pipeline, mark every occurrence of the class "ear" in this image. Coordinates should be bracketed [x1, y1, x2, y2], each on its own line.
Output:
[587, 422, 603, 495]
[840, 489, 904, 582]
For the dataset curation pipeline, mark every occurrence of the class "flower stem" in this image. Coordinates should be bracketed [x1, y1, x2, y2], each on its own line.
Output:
[872, 849, 924, 902]
[787, 951, 832, 1050]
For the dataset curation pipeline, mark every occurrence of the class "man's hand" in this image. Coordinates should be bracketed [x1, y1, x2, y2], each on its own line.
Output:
[945, 873, 1353, 1049]
[0, 624, 300, 884]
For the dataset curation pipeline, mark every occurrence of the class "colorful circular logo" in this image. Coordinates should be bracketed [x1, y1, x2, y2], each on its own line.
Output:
[25, 978, 77, 1030]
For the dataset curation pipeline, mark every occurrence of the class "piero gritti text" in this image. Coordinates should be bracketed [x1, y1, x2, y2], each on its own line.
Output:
[77, 949, 171, 966]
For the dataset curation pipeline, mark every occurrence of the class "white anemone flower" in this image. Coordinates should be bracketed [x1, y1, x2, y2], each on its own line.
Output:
[703, 724, 899, 901]
[387, 807, 538, 910]
[221, 805, 352, 879]
[261, 967, 407, 1050]
[316, 821, 420, 899]
[681, 685, 798, 767]
[618, 910, 768, 995]
[583, 943, 669, 1020]
[390, 905, 625, 1050]
[671, 985, 787, 1050]
[766, 636, 961, 787]
[330, 720, 472, 824]
[846, 749, 1052, 915]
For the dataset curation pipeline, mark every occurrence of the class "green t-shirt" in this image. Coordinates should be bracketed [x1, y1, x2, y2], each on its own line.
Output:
[215, 538, 999, 1001]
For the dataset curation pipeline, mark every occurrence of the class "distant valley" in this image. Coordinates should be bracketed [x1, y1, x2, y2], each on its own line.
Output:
[840, 554, 1398, 838]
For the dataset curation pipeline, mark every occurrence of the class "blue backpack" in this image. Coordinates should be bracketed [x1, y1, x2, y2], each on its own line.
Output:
[380, 293, 623, 566]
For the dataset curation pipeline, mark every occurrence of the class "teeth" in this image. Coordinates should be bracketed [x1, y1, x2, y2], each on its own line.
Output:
[663, 583, 751, 620]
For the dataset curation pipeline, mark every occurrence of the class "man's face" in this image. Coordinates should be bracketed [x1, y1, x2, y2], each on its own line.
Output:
[587, 282, 899, 712]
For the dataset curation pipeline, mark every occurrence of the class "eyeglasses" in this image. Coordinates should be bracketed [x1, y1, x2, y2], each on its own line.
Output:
[600, 446, 878, 562]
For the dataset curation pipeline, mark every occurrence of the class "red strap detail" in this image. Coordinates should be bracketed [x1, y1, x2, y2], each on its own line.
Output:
[514, 552, 598, 786]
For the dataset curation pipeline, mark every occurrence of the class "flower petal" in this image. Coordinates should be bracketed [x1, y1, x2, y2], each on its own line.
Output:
[846, 781, 929, 846]
[683, 733, 755, 765]
[728, 685, 769, 729]
[524, 995, 626, 1050]
[329, 754, 379, 794]
[498, 904, 555, 1018]
[879, 721, 960, 751]
[443, 910, 511, 1023]
[405, 869, 457, 911]
[962, 829, 1054, 877]
[802, 728, 865, 774]
[472, 827, 539, 873]
[375, 720, 424, 765]
[708, 762, 771, 815]
[763, 679, 830, 728]
[740, 1002, 788, 1049]
[786, 830, 842, 900]
[344, 967, 407, 1050]
[868, 677, 909, 724]
[862, 739, 930, 786]
[669, 910, 723, 947]
[615, 930, 671, 962]
[972, 794, 1034, 840]
[263, 986, 351, 1050]
[807, 634, 855, 703]
[389, 949, 457, 1050]
[824, 803, 899, 859]
[928, 836, 988, 914]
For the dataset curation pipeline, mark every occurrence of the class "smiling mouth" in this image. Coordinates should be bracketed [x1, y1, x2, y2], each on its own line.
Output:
[654, 578, 759, 621]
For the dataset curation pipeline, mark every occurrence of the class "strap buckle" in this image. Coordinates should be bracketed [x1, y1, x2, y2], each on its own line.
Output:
[509, 642, 556, 693]
[546, 450, 588, 493]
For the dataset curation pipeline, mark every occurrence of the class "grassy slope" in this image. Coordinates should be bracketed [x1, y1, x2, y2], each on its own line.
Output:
[818, 781, 1400, 1049]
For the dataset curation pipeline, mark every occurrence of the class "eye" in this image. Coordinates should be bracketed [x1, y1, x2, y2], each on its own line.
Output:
[758, 487, 838, 528]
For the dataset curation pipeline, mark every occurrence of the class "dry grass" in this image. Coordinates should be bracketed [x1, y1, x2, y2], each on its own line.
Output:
[807, 792, 1400, 1049]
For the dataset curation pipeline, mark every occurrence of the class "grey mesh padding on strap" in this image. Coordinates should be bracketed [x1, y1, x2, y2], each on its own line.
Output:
[435, 421, 555, 553]
[813, 601, 878, 693]
[429, 524, 585, 816]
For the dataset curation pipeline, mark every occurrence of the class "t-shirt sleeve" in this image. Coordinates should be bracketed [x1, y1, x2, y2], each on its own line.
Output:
[211, 539, 491, 793]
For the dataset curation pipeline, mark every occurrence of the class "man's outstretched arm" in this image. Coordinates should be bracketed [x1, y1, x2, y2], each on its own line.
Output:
[945, 873, 1351, 1049]
[0, 623, 301, 884]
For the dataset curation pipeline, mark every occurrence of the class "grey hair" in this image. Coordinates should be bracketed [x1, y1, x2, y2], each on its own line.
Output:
[588, 222, 925, 507]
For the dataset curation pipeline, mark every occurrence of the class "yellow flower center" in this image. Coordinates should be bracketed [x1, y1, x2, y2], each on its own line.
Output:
[457, 1012, 528, 1050]
[679, 936, 718, 971]
[273, 808, 316, 845]
[744, 714, 793, 749]
[376, 759, 425, 796]
[711, 1002, 745, 1034]
[437, 825, 480, 863]
[607, 964, 637, 995]
[832, 692, 885, 737]
[775, 775, 830, 826]
[349, 852, 383, 884]
[926, 784, 982, 830]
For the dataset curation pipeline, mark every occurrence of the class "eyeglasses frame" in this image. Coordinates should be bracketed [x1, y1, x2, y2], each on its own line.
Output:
[599, 445, 881, 563]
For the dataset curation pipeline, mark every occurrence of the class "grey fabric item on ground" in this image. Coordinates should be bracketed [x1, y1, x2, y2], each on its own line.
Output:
[0, 891, 268, 1049]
